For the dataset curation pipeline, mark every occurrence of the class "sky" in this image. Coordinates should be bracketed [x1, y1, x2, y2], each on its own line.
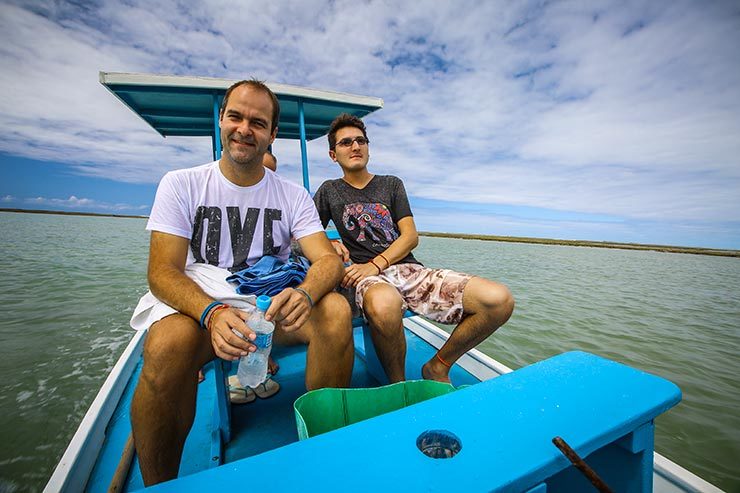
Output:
[1, 0, 739, 249]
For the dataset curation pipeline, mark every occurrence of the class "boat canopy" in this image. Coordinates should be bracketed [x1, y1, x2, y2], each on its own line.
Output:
[99, 72, 383, 191]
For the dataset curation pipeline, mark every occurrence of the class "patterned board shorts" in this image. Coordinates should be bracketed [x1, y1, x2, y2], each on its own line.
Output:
[355, 263, 473, 325]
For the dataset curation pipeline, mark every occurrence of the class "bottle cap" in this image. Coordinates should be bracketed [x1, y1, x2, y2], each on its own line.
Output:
[256, 295, 271, 311]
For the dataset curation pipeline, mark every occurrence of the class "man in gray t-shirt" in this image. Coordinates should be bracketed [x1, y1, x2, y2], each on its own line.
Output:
[314, 114, 515, 384]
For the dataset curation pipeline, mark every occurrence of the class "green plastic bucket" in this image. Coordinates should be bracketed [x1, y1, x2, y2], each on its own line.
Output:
[294, 380, 457, 440]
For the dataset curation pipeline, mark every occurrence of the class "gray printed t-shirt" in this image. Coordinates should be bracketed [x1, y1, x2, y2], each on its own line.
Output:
[313, 175, 420, 266]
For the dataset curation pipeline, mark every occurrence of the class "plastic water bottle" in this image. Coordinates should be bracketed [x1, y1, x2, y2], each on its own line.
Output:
[237, 295, 274, 387]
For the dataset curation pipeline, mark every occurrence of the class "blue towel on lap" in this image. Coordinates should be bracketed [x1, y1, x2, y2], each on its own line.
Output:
[226, 255, 310, 296]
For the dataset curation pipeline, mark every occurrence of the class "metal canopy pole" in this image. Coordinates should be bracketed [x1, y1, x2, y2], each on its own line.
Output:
[298, 100, 310, 192]
[212, 94, 222, 161]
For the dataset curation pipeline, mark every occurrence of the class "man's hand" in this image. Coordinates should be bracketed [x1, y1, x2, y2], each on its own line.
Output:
[265, 287, 313, 332]
[331, 240, 351, 263]
[208, 307, 257, 361]
[342, 262, 381, 288]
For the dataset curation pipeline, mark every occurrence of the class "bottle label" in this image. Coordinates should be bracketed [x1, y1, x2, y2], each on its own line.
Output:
[254, 332, 272, 350]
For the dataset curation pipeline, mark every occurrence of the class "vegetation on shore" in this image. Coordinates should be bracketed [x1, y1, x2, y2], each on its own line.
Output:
[2, 208, 737, 258]
[419, 231, 740, 258]
[0, 208, 147, 220]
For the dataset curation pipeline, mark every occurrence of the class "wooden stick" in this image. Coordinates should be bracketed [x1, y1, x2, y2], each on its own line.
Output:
[552, 436, 614, 493]
[107, 433, 135, 493]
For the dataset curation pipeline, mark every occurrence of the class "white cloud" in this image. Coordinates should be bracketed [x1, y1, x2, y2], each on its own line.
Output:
[1, 195, 15, 202]
[1, 0, 739, 244]
[24, 195, 148, 212]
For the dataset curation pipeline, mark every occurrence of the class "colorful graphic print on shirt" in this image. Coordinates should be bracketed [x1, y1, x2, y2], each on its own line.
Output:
[342, 202, 398, 247]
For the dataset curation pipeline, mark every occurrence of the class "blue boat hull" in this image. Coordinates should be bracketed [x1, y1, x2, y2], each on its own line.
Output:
[45, 317, 723, 493]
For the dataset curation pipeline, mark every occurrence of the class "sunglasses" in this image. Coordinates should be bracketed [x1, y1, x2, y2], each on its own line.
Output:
[335, 136, 369, 148]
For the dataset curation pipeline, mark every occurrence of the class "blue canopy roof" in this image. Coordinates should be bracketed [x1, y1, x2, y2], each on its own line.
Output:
[100, 72, 383, 140]
[100, 72, 383, 190]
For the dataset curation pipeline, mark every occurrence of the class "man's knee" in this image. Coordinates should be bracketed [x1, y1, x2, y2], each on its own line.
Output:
[312, 292, 352, 339]
[488, 283, 515, 313]
[466, 279, 515, 320]
[141, 315, 209, 387]
[315, 291, 352, 319]
[363, 284, 403, 324]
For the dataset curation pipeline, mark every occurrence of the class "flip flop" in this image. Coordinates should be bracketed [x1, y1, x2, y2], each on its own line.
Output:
[253, 376, 280, 399]
[228, 375, 256, 404]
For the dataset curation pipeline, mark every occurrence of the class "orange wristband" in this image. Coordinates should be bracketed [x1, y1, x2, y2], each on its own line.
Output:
[206, 304, 230, 332]
[436, 353, 452, 368]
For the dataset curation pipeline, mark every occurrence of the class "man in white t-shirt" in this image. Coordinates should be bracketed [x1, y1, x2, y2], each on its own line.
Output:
[130, 80, 352, 486]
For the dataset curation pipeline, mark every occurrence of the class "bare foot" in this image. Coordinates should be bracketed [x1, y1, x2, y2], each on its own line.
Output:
[422, 358, 451, 384]
[268, 356, 279, 376]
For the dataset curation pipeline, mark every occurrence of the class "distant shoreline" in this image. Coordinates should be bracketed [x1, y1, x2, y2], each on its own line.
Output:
[0, 208, 147, 220]
[2, 208, 737, 258]
[419, 231, 740, 258]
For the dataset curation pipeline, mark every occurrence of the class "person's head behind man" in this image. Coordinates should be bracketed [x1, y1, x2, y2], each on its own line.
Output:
[263, 150, 277, 172]
[328, 113, 370, 172]
[219, 79, 280, 168]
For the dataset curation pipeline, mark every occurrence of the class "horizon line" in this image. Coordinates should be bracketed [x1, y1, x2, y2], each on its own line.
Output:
[2, 207, 738, 258]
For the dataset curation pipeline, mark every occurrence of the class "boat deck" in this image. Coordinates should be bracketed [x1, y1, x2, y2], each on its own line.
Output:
[228, 325, 480, 463]
[49, 317, 721, 493]
[134, 348, 683, 493]
[85, 325, 481, 492]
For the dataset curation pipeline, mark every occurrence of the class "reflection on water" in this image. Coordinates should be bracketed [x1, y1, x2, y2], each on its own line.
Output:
[0, 212, 738, 492]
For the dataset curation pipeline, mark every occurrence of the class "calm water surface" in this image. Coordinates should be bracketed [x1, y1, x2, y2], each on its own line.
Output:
[0, 212, 738, 492]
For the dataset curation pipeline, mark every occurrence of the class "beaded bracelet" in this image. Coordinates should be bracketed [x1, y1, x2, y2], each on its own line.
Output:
[294, 287, 314, 308]
[206, 304, 230, 332]
[200, 301, 224, 329]
[369, 259, 383, 275]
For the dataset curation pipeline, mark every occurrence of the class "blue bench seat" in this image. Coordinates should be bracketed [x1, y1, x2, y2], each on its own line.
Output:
[144, 351, 681, 493]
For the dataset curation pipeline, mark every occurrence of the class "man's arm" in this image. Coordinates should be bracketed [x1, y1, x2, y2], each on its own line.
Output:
[374, 215, 418, 266]
[264, 232, 344, 332]
[147, 231, 256, 361]
[330, 240, 351, 263]
[148, 231, 210, 318]
[342, 216, 418, 287]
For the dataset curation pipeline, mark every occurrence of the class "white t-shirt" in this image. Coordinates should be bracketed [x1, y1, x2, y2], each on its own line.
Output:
[147, 161, 323, 271]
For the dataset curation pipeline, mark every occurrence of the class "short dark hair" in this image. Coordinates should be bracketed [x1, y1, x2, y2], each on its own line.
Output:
[220, 79, 280, 132]
[327, 113, 368, 150]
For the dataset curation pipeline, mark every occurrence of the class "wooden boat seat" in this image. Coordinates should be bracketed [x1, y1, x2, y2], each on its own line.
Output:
[157, 351, 681, 492]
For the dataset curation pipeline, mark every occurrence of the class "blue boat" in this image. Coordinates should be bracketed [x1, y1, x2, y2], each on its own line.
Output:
[44, 72, 724, 493]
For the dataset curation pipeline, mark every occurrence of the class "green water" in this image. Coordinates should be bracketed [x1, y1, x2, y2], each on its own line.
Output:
[0, 211, 738, 492]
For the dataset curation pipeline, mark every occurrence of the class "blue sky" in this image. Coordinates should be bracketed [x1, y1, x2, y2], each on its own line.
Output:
[1, 0, 739, 249]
